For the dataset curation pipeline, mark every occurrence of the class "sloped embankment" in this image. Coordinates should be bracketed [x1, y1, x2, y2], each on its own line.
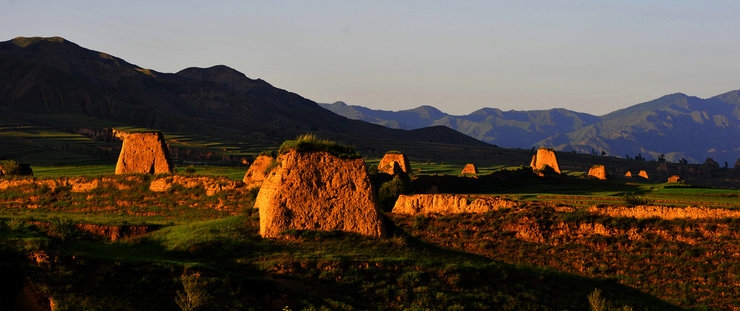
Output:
[390, 202, 740, 309]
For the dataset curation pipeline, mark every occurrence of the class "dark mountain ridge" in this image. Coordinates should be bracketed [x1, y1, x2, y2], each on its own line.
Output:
[0, 36, 491, 164]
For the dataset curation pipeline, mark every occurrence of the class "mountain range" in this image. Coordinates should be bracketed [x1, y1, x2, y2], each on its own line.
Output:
[322, 90, 740, 165]
[3, 36, 738, 169]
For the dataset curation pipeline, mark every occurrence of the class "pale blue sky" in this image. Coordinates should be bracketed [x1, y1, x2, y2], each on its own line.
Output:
[3, 0, 739, 115]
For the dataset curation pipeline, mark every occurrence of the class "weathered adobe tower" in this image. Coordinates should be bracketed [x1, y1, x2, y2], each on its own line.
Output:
[114, 130, 173, 174]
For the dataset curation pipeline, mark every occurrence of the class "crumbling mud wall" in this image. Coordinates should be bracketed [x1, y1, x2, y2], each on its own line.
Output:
[256, 150, 386, 238]
[114, 131, 173, 175]
[392, 194, 516, 215]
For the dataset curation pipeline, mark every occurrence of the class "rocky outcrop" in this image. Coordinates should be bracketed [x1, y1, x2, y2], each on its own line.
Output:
[378, 152, 411, 175]
[242, 155, 275, 189]
[114, 131, 173, 175]
[461, 163, 478, 175]
[149, 175, 242, 196]
[587, 165, 606, 180]
[529, 148, 560, 175]
[256, 150, 385, 238]
[392, 194, 516, 215]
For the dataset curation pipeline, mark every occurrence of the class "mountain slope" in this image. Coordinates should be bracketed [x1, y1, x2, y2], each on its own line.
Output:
[433, 108, 600, 148]
[545, 92, 740, 163]
[0, 36, 492, 164]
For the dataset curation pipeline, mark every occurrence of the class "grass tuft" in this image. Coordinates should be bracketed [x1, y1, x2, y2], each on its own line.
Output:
[278, 134, 361, 159]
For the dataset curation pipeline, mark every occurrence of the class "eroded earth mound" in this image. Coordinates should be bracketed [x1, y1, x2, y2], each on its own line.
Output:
[242, 154, 275, 189]
[392, 194, 516, 215]
[256, 150, 386, 238]
[530, 148, 561, 175]
[114, 131, 173, 175]
[461, 163, 478, 175]
[587, 165, 607, 180]
[378, 152, 411, 175]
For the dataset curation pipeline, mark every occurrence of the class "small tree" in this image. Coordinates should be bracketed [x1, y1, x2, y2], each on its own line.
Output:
[378, 176, 409, 211]
[588, 288, 634, 311]
[588, 289, 607, 311]
[175, 270, 208, 311]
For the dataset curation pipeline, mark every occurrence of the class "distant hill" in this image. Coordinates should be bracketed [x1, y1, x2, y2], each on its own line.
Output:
[320, 102, 447, 129]
[322, 90, 740, 164]
[0, 36, 492, 165]
[541, 92, 740, 165]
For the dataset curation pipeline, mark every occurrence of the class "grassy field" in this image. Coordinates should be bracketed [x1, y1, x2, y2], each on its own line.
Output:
[3, 162, 740, 309]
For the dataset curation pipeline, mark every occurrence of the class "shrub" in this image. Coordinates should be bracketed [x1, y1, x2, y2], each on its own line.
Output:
[183, 165, 197, 174]
[623, 193, 650, 207]
[263, 159, 281, 174]
[278, 134, 360, 159]
[365, 163, 379, 175]
[0, 160, 21, 175]
[588, 289, 607, 311]
[175, 270, 209, 311]
[5, 217, 30, 232]
[378, 176, 409, 211]
[587, 288, 634, 311]
[47, 217, 77, 241]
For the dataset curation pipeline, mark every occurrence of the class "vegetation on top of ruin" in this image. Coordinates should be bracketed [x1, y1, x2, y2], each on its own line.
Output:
[278, 134, 361, 159]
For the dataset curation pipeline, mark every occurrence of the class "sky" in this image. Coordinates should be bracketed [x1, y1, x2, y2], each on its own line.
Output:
[2, 0, 740, 116]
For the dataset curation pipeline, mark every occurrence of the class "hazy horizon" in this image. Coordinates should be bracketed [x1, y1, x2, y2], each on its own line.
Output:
[3, 1, 739, 116]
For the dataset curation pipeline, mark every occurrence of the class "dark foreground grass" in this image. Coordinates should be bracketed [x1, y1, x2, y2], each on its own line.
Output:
[0, 210, 681, 311]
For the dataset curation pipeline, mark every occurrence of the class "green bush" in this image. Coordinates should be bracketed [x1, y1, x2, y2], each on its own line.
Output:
[0, 160, 21, 175]
[623, 193, 650, 207]
[183, 165, 197, 174]
[378, 176, 409, 211]
[588, 288, 634, 311]
[278, 134, 360, 159]
[258, 150, 277, 158]
[263, 159, 281, 174]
